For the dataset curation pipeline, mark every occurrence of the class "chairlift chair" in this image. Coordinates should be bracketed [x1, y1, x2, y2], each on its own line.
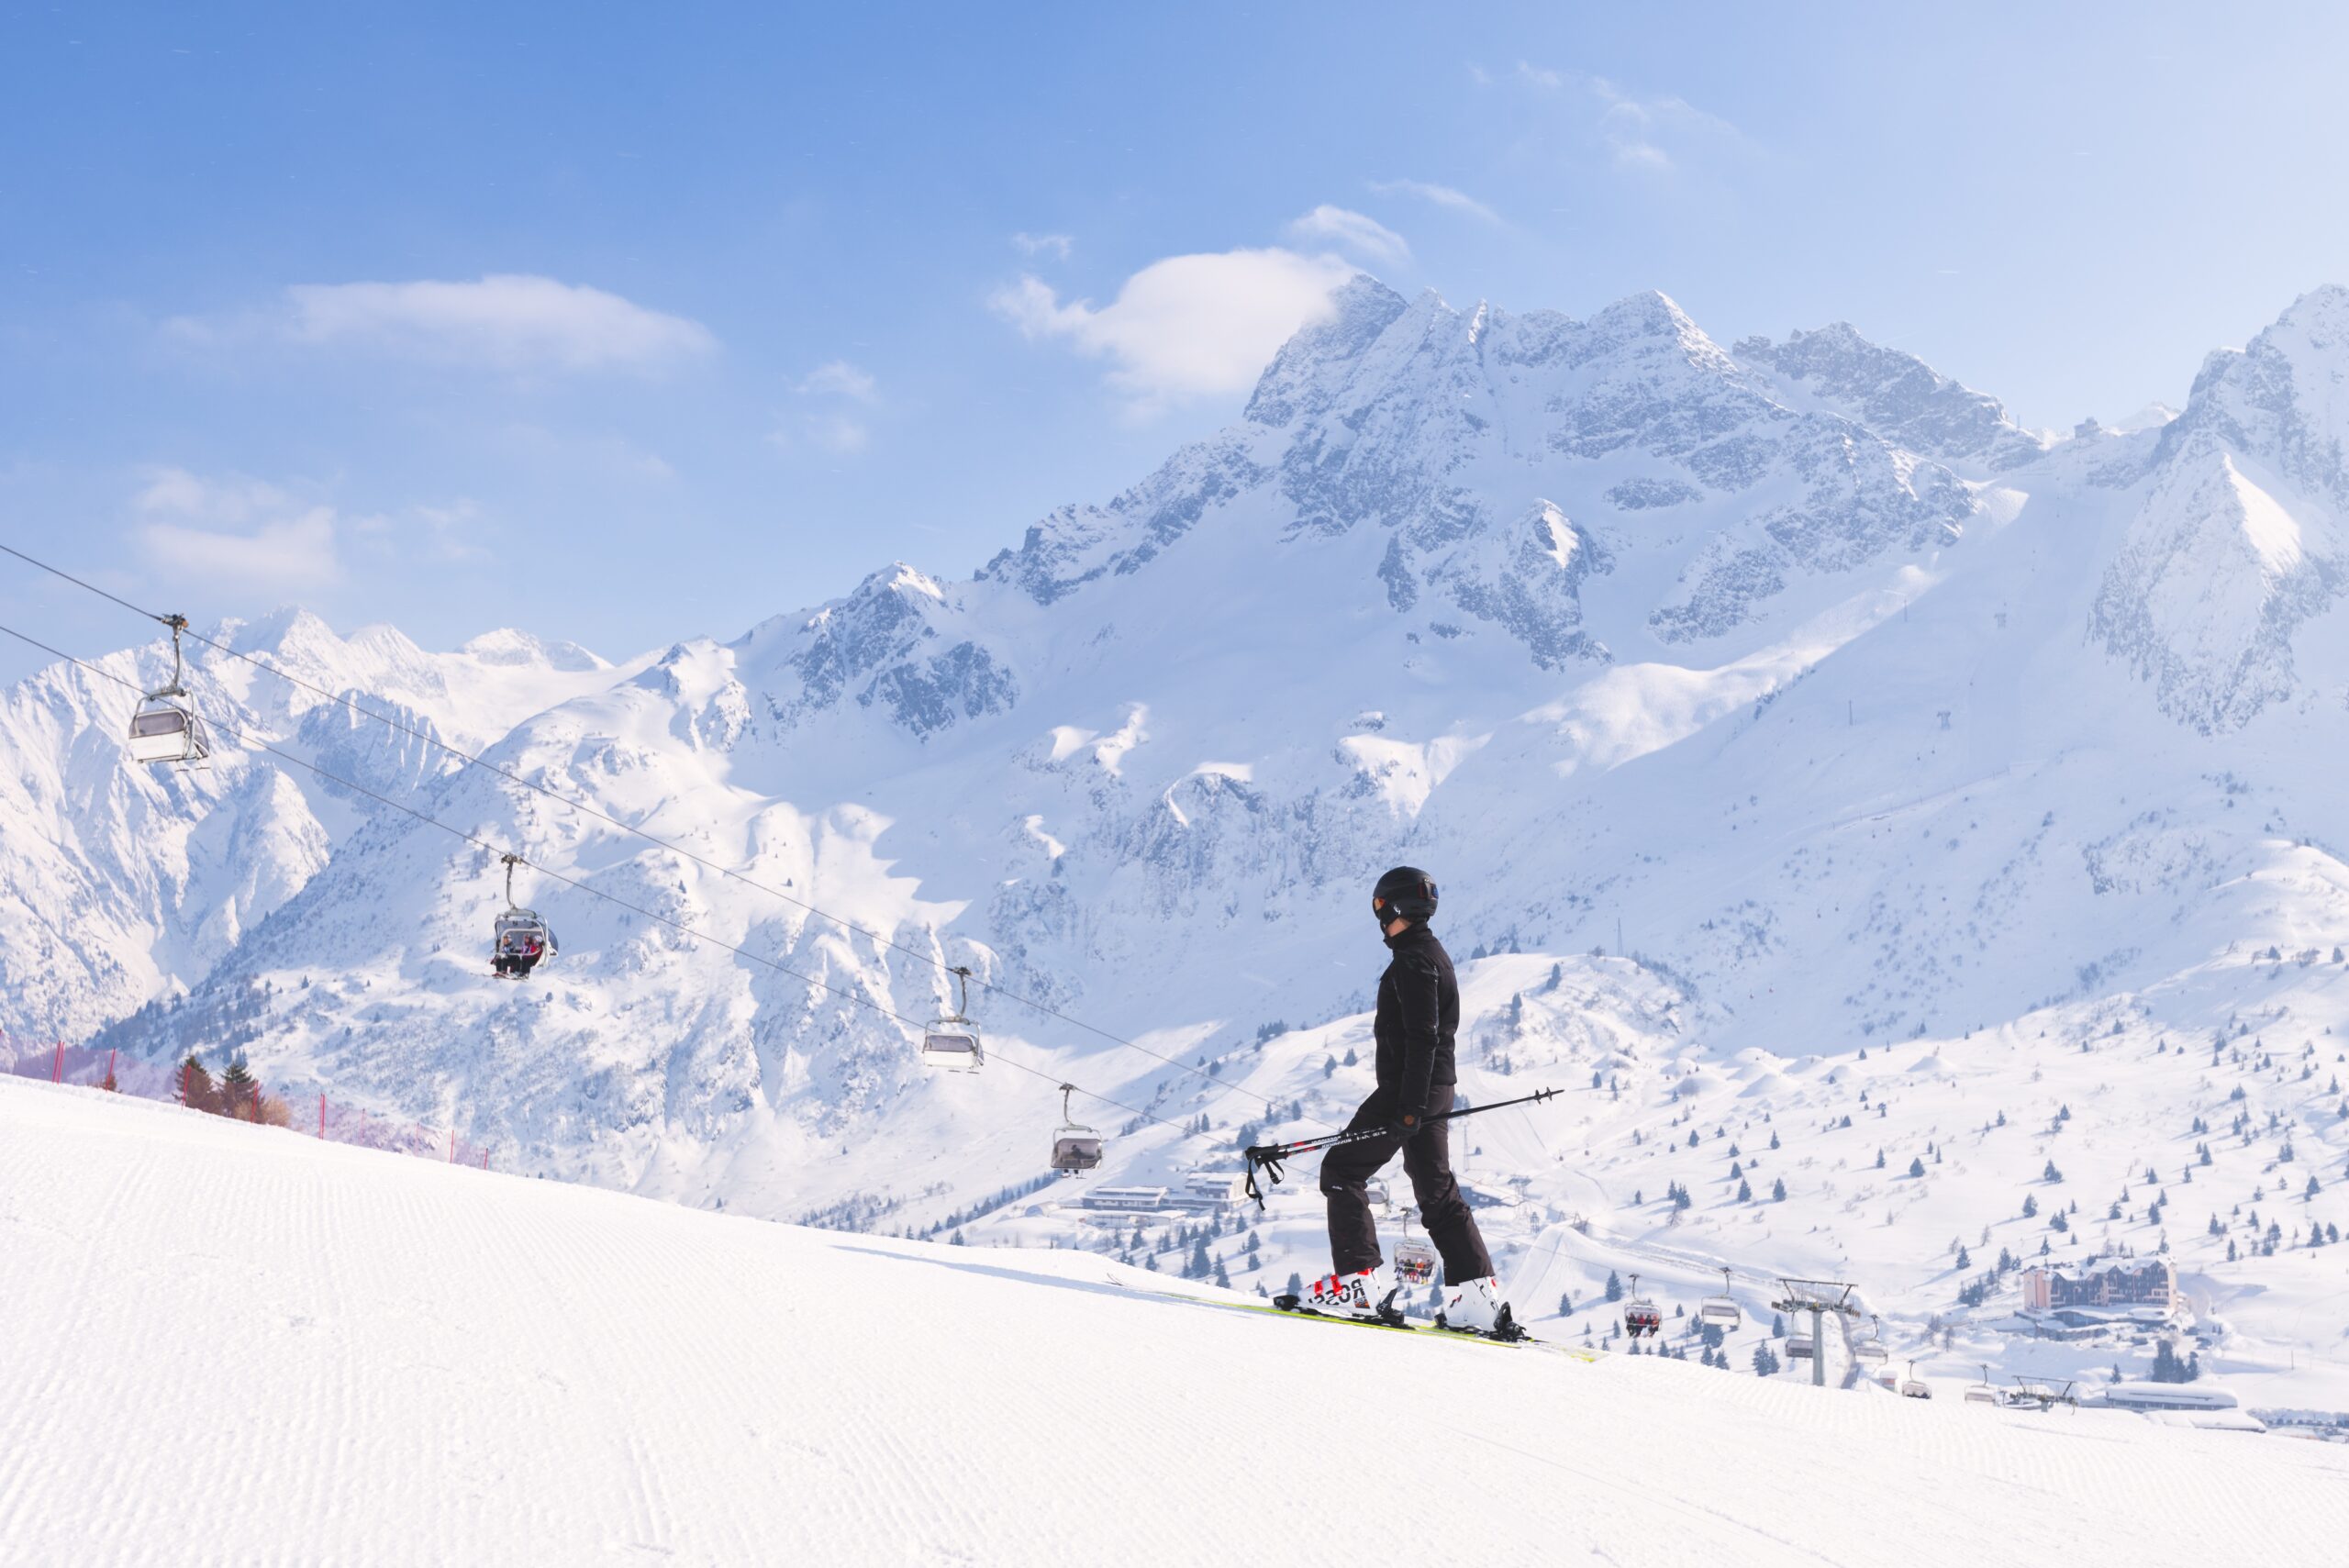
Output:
[1049, 1084, 1104, 1174]
[1392, 1214, 1439, 1287]
[1899, 1362, 1932, 1399]
[125, 615, 211, 767]
[921, 964, 984, 1073]
[1854, 1314, 1889, 1363]
[1786, 1333, 1815, 1360]
[1698, 1267, 1742, 1330]
[1965, 1365, 2000, 1405]
[1622, 1273, 1664, 1338]
[490, 853, 556, 980]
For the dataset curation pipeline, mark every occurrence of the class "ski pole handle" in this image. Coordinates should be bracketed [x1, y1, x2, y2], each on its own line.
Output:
[1240, 1086, 1561, 1208]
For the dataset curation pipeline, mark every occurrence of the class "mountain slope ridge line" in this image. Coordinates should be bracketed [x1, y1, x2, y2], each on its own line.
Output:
[0, 540, 1319, 1125]
[0, 618, 1193, 1139]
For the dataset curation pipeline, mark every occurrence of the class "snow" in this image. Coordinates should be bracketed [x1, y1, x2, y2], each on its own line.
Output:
[17, 279, 2349, 1424]
[6, 1074, 2345, 1567]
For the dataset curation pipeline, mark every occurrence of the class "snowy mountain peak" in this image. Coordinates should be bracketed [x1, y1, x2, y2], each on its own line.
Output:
[1242, 274, 1408, 428]
[1733, 320, 2050, 474]
[2096, 283, 2349, 729]
[457, 628, 608, 673]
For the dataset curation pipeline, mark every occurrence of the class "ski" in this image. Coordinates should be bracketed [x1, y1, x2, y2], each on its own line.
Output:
[1113, 1279, 1601, 1359]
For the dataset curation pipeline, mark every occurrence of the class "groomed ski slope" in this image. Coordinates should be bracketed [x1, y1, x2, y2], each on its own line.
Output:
[4, 1079, 2344, 1568]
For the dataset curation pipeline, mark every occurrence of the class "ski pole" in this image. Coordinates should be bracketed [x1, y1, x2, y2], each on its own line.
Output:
[1241, 1086, 1561, 1208]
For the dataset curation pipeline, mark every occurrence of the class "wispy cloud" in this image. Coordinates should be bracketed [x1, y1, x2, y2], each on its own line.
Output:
[796, 360, 879, 403]
[774, 360, 882, 454]
[1588, 77, 1745, 174]
[133, 468, 343, 591]
[167, 274, 717, 373]
[1367, 179, 1502, 225]
[1012, 232, 1074, 261]
[991, 248, 1359, 415]
[1286, 205, 1410, 265]
[1511, 63, 1751, 178]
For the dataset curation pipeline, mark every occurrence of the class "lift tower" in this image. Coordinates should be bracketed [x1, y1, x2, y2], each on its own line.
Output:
[1771, 1278, 1863, 1389]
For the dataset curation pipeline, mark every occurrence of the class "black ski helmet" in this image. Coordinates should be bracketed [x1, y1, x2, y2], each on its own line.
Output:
[1372, 865, 1439, 926]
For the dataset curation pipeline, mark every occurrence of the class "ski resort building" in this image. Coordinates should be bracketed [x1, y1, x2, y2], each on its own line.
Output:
[2020, 1259, 2178, 1321]
[1171, 1172, 1247, 1210]
[1081, 1185, 1170, 1214]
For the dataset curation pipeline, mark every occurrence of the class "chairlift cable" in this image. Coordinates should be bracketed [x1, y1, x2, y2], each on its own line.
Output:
[0, 542, 1324, 1124]
[0, 619, 1187, 1137]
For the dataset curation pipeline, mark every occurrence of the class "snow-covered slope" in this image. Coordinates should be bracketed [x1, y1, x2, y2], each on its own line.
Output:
[0, 609, 635, 1042]
[16, 280, 2349, 1409]
[7, 1077, 2343, 1568]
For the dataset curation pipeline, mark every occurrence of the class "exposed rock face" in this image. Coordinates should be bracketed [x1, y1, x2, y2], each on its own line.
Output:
[2092, 287, 2349, 731]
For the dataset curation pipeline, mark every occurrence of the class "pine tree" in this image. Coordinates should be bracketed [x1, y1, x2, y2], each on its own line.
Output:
[1558, 1291, 1574, 1317]
[1908, 1156, 1926, 1178]
[220, 1056, 258, 1120]
[1954, 1245, 1971, 1270]
[1605, 1269, 1623, 1303]
[1285, 1271, 1304, 1298]
[1773, 1177, 1787, 1202]
[177, 1053, 218, 1115]
[2022, 1194, 2039, 1218]
[1737, 1179, 1753, 1202]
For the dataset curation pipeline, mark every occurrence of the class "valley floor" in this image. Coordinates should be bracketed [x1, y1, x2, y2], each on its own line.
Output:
[4, 1075, 2345, 1567]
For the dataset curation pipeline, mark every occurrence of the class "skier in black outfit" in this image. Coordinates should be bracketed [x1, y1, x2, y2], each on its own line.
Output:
[1295, 866, 1520, 1338]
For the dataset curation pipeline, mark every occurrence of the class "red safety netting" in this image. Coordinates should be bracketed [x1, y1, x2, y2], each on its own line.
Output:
[0, 1032, 494, 1171]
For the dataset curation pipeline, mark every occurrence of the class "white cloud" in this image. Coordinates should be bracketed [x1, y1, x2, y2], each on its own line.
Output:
[772, 360, 881, 455]
[135, 469, 343, 591]
[169, 274, 716, 372]
[796, 360, 879, 403]
[1013, 232, 1074, 260]
[1286, 206, 1410, 265]
[1517, 61, 1564, 90]
[991, 248, 1359, 412]
[1367, 179, 1502, 225]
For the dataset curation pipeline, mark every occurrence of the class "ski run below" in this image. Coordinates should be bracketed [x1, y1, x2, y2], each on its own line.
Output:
[4, 1077, 2344, 1568]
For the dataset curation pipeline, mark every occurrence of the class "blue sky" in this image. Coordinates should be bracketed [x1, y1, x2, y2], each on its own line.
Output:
[6, 0, 2349, 679]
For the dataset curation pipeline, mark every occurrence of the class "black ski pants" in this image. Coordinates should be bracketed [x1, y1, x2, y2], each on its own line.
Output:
[1319, 1084, 1493, 1283]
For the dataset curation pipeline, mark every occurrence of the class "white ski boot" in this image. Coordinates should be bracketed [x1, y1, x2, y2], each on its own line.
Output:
[1282, 1263, 1400, 1322]
[1436, 1275, 1524, 1340]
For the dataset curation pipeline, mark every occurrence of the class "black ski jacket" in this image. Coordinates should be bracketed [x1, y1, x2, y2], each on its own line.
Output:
[1372, 922, 1459, 1116]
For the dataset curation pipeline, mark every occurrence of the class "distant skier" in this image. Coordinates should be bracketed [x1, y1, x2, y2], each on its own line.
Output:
[1290, 866, 1520, 1339]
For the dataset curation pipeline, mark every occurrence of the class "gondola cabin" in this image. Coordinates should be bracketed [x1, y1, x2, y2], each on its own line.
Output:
[1051, 1128, 1103, 1173]
[1621, 1276, 1663, 1337]
[125, 615, 210, 768]
[1394, 1238, 1439, 1286]
[921, 1026, 984, 1073]
[1049, 1085, 1103, 1173]
[1698, 1269, 1740, 1329]
[127, 696, 210, 766]
[492, 910, 555, 979]
[923, 965, 984, 1072]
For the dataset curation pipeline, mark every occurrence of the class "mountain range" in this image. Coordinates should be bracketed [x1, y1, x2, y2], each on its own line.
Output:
[11, 277, 2349, 1404]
